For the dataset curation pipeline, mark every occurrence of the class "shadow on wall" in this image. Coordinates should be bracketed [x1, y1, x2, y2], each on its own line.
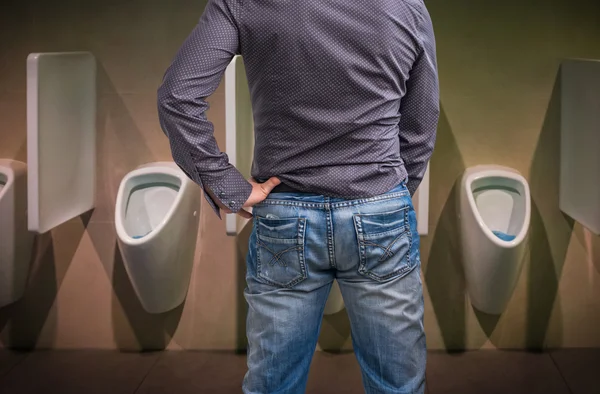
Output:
[14, 142, 27, 164]
[0, 29, 84, 348]
[526, 68, 573, 349]
[427, 70, 577, 350]
[111, 242, 184, 351]
[424, 105, 467, 351]
[0, 215, 89, 349]
[0, 60, 175, 351]
[86, 222, 183, 352]
[96, 63, 155, 168]
[586, 230, 600, 278]
[87, 63, 182, 351]
[93, 63, 157, 223]
[318, 308, 352, 352]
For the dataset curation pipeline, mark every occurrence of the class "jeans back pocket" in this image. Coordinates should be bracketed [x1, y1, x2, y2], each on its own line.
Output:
[256, 216, 307, 288]
[353, 207, 413, 282]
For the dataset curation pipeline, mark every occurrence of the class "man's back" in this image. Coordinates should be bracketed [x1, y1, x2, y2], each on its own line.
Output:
[237, 0, 438, 200]
[158, 3, 438, 392]
[158, 0, 438, 217]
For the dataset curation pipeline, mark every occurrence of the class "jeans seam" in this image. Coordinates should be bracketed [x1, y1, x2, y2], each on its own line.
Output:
[256, 241, 303, 267]
[255, 190, 409, 208]
[326, 208, 336, 268]
[405, 207, 413, 270]
[255, 218, 308, 288]
[353, 208, 414, 282]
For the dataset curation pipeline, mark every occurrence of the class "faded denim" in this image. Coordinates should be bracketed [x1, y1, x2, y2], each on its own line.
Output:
[243, 182, 425, 394]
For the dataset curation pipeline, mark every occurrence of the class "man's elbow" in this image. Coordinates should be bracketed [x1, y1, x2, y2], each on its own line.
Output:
[157, 89, 190, 160]
[156, 81, 181, 137]
[157, 81, 177, 116]
[433, 102, 440, 123]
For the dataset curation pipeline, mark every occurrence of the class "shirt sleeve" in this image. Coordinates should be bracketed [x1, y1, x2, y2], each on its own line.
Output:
[157, 0, 252, 219]
[398, 6, 440, 196]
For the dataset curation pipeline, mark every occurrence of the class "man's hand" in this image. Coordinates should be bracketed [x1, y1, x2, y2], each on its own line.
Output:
[206, 177, 281, 219]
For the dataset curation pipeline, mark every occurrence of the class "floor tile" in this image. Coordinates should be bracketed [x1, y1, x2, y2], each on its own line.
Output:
[306, 352, 364, 394]
[0, 350, 159, 394]
[0, 350, 27, 377]
[550, 348, 600, 394]
[140, 351, 428, 393]
[1, 349, 596, 394]
[426, 350, 571, 394]
[307, 352, 429, 393]
[137, 351, 247, 394]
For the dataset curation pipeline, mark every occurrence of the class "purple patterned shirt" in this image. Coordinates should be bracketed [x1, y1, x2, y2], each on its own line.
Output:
[158, 0, 439, 218]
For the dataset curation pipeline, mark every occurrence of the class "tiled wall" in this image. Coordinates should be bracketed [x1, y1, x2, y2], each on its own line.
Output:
[421, 0, 600, 350]
[0, 0, 599, 351]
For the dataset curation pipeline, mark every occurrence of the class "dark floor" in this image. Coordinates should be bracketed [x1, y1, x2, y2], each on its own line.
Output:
[0, 349, 598, 393]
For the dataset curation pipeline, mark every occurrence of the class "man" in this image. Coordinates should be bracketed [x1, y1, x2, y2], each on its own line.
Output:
[158, 0, 439, 392]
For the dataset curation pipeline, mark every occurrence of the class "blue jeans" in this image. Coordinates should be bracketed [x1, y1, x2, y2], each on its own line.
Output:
[243, 182, 425, 394]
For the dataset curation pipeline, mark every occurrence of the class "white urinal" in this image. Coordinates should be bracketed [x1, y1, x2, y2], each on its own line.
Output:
[115, 162, 200, 313]
[0, 160, 35, 307]
[458, 165, 531, 314]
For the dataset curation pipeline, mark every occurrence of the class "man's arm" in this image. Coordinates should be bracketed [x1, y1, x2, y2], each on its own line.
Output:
[398, 7, 439, 196]
[157, 0, 251, 219]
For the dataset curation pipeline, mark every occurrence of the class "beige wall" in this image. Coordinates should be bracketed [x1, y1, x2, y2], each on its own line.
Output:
[0, 0, 599, 351]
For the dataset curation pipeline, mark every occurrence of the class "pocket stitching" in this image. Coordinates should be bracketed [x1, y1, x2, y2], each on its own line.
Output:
[257, 241, 303, 267]
[362, 230, 410, 262]
[354, 206, 409, 218]
[353, 208, 413, 281]
[354, 206, 409, 239]
[256, 217, 307, 288]
[257, 234, 299, 244]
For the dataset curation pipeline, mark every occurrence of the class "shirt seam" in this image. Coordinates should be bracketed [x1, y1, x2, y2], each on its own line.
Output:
[237, 0, 246, 55]
[400, 0, 427, 23]
[399, 0, 427, 52]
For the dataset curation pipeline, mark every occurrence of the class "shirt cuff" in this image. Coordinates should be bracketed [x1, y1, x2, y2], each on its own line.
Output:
[200, 166, 253, 219]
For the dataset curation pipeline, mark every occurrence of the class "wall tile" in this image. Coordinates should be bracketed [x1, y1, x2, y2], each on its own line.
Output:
[0, 3, 32, 94]
[1, 0, 600, 351]
[91, 90, 224, 224]
[0, 91, 27, 161]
